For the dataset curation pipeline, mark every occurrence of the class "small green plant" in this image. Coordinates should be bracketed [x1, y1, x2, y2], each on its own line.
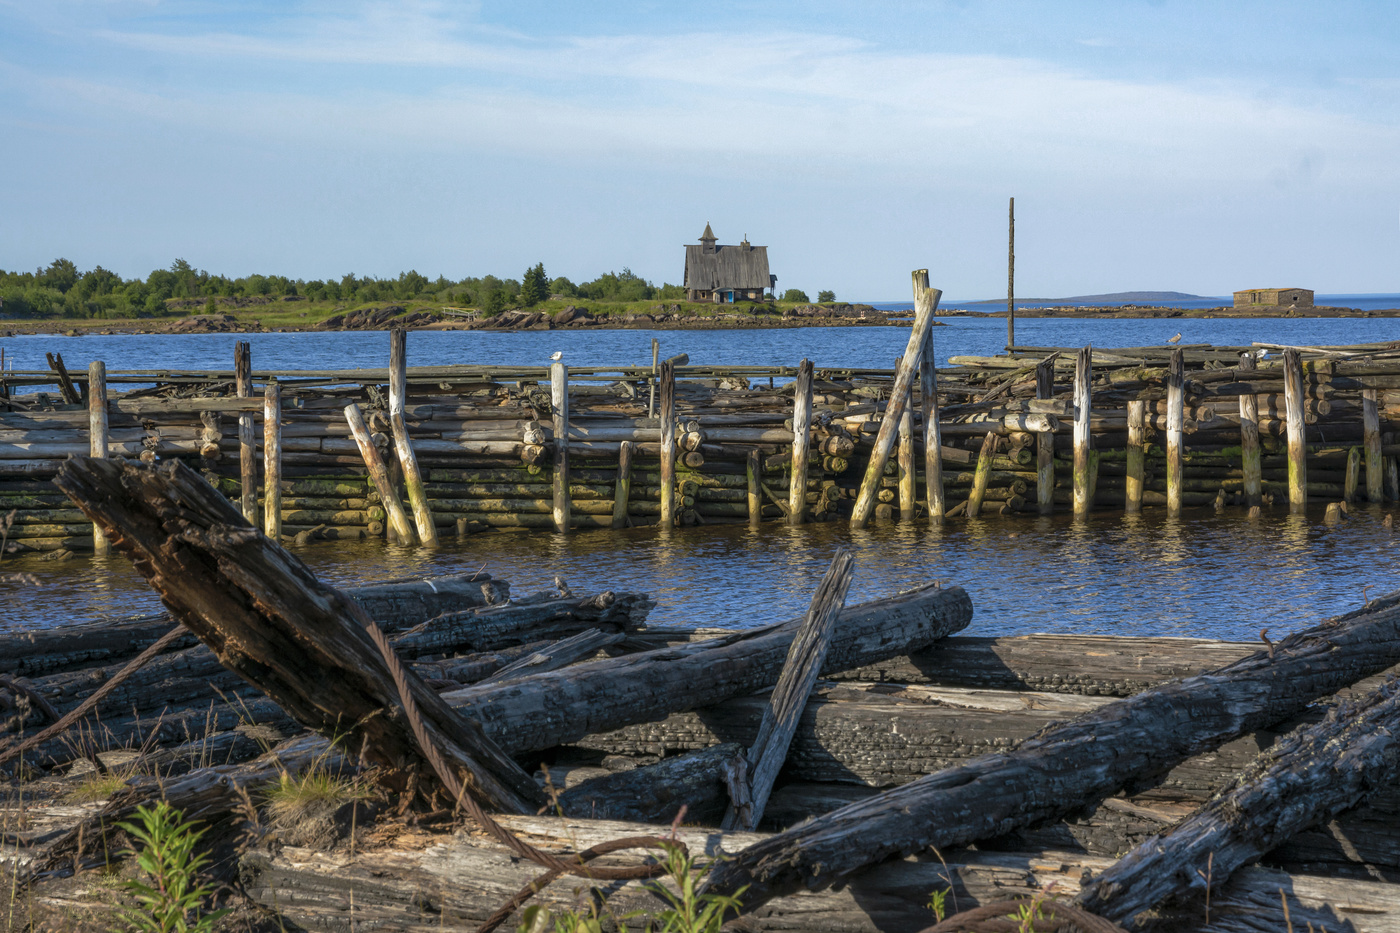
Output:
[644, 842, 745, 933]
[928, 887, 949, 923]
[66, 767, 135, 804]
[516, 903, 605, 933]
[114, 800, 228, 933]
[262, 762, 370, 822]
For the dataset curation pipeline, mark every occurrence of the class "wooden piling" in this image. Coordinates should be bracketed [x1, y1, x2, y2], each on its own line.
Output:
[1364, 388, 1384, 502]
[897, 387, 915, 520]
[550, 361, 571, 534]
[918, 327, 945, 521]
[1238, 351, 1263, 508]
[1166, 347, 1184, 516]
[789, 359, 814, 525]
[648, 338, 659, 419]
[87, 360, 108, 555]
[611, 440, 634, 529]
[389, 329, 438, 545]
[235, 342, 257, 523]
[1345, 446, 1361, 504]
[851, 279, 941, 528]
[1283, 348, 1308, 513]
[1125, 399, 1145, 514]
[967, 431, 997, 518]
[659, 358, 676, 527]
[1007, 196, 1015, 349]
[1072, 346, 1093, 516]
[263, 381, 282, 540]
[1035, 355, 1055, 515]
[344, 402, 414, 542]
[747, 449, 762, 526]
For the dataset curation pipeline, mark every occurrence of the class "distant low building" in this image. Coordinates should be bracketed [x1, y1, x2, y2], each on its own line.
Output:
[683, 224, 776, 303]
[1233, 287, 1314, 308]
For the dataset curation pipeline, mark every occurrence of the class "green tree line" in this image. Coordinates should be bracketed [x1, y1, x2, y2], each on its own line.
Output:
[0, 258, 746, 320]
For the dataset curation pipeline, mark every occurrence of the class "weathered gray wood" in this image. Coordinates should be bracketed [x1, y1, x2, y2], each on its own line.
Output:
[390, 328, 438, 544]
[788, 359, 814, 524]
[87, 360, 109, 555]
[555, 743, 742, 825]
[344, 402, 415, 542]
[1284, 348, 1308, 512]
[475, 628, 625, 686]
[1077, 677, 1400, 928]
[747, 448, 762, 525]
[1237, 351, 1263, 508]
[611, 439, 633, 529]
[1035, 355, 1055, 515]
[1166, 346, 1184, 515]
[915, 270, 945, 522]
[966, 431, 997, 518]
[659, 358, 676, 527]
[648, 337, 659, 418]
[1007, 196, 1015, 347]
[53, 457, 544, 813]
[702, 588, 1400, 909]
[390, 591, 654, 657]
[442, 581, 973, 755]
[263, 381, 282, 540]
[235, 341, 257, 523]
[1346, 445, 1362, 503]
[722, 550, 853, 831]
[549, 360, 571, 533]
[1125, 399, 1145, 513]
[851, 280, 940, 527]
[1073, 345, 1093, 515]
[1365, 387, 1384, 502]
[896, 375, 915, 519]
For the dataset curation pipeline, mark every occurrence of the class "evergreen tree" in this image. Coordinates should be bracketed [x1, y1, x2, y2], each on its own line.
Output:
[817, 290, 836, 303]
[520, 262, 548, 307]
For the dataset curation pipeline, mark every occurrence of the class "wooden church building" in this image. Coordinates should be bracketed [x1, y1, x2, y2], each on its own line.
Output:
[683, 224, 776, 303]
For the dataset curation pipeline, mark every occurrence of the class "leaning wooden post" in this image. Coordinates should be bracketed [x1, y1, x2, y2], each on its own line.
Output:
[88, 361, 109, 555]
[345, 402, 415, 542]
[966, 431, 997, 519]
[658, 358, 677, 527]
[389, 329, 438, 545]
[913, 269, 944, 521]
[788, 359, 815, 525]
[1238, 351, 1263, 508]
[648, 338, 659, 419]
[1364, 388, 1384, 502]
[851, 281, 941, 528]
[1283, 348, 1308, 513]
[1124, 400, 1145, 514]
[1166, 346, 1185, 516]
[721, 549, 855, 832]
[263, 380, 282, 540]
[746, 449, 762, 526]
[1071, 346, 1093, 517]
[235, 342, 257, 523]
[611, 440, 634, 529]
[549, 361, 572, 534]
[1034, 356, 1055, 515]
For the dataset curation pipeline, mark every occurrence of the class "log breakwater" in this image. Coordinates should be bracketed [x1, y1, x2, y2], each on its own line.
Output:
[5, 329, 1400, 553]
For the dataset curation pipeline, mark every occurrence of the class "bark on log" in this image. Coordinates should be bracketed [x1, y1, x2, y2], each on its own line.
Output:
[555, 743, 743, 824]
[389, 591, 654, 657]
[52, 456, 544, 813]
[702, 588, 1400, 909]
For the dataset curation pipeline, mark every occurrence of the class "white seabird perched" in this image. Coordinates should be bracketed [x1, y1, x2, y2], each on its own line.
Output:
[550, 351, 563, 361]
[1167, 333, 1183, 344]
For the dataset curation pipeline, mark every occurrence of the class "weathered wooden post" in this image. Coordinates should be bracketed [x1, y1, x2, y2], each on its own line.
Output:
[659, 358, 677, 527]
[1035, 355, 1055, 515]
[1125, 399, 1145, 514]
[234, 342, 257, 523]
[1364, 388, 1384, 502]
[967, 431, 997, 518]
[747, 449, 762, 526]
[1283, 348, 1308, 513]
[1006, 196, 1015, 349]
[1238, 351, 1263, 508]
[389, 329, 437, 545]
[263, 380, 282, 540]
[851, 279, 941, 528]
[897, 387, 916, 520]
[88, 360, 109, 555]
[1072, 346, 1092, 517]
[611, 440, 634, 529]
[915, 278, 944, 521]
[1345, 446, 1361, 504]
[788, 359, 814, 525]
[648, 338, 659, 419]
[1166, 346, 1185, 516]
[345, 402, 415, 542]
[550, 361, 571, 534]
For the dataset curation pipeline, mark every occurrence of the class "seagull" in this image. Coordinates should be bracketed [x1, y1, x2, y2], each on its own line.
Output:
[550, 351, 563, 361]
[1167, 333, 1183, 344]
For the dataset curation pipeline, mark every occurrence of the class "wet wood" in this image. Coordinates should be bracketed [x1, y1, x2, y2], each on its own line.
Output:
[966, 431, 997, 518]
[611, 439, 633, 528]
[263, 381, 282, 539]
[549, 361, 571, 533]
[659, 358, 676, 526]
[747, 448, 762, 525]
[915, 272, 946, 522]
[234, 341, 258, 523]
[1285, 348, 1308, 512]
[1073, 345, 1092, 515]
[896, 376, 915, 519]
[345, 401, 415, 542]
[1125, 399, 1145, 513]
[1166, 346, 1184, 515]
[1077, 678, 1400, 928]
[53, 456, 544, 813]
[1366, 387, 1384, 501]
[391, 329, 438, 545]
[1237, 351, 1263, 508]
[722, 550, 853, 831]
[702, 588, 1400, 908]
[1035, 355, 1055, 514]
[86, 361, 109, 555]
[788, 359, 814, 524]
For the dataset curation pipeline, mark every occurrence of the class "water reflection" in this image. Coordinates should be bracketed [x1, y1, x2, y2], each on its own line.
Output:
[4, 502, 1397, 642]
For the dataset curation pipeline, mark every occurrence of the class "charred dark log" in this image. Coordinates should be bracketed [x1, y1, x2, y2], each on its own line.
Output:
[390, 591, 654, 658]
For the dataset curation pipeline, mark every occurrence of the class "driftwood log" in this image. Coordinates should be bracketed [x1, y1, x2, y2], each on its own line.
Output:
[702, 589, 1400, 908]
[53, 457, 544, 813]
[389, 591, 655, 657]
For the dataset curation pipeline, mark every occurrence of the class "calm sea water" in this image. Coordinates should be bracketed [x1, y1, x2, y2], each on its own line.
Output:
[3, 319, 1399, 639]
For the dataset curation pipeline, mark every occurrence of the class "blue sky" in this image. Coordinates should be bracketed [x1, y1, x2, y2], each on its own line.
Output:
[2, 1, 1398, 300]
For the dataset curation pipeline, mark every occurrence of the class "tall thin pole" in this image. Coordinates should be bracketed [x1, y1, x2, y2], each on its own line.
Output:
[1007, 197, 1015, 350]
[88, 361, 109, 555]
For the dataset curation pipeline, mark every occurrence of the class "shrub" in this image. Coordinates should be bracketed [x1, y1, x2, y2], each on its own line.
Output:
[817, 290, 835, 303]
[780, 288, 809, 303]
[115, 801, 229, 933]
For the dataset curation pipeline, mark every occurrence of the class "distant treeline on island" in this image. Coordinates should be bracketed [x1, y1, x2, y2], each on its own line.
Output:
[0, 259, 831, 320]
